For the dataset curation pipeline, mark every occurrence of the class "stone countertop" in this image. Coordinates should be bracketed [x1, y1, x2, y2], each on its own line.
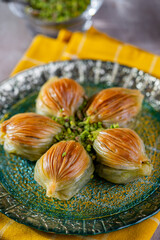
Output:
[0, 0, 160, 239]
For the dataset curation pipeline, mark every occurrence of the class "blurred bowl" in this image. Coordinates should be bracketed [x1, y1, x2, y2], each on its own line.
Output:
[8, 0, 104, 36]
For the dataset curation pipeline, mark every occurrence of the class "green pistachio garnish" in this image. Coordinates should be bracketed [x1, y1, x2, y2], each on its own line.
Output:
[52, 112, 119, 154]
[27, 0, 91, 22]
[62, 152, 66, 157]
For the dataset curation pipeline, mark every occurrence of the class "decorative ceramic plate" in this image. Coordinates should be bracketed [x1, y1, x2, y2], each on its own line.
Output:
[0, 60, 160, 235]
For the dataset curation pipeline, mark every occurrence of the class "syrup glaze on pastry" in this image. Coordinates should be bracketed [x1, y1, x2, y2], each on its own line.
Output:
[0, 113, 62, 161]
[86, 88, 144, 127]
[93, 128, 152, 183]
[34, 140, 94, 200]
[36, 77, 85, 118]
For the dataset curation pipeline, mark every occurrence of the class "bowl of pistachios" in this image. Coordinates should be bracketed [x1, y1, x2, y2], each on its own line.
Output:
[8, 0, 104, 36]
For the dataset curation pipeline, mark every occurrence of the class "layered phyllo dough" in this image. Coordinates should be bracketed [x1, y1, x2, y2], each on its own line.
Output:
[86, 88, 144, 126]
[34, 140, 94, 200]
[93, 128, 152, 183]
[36, 77, 85, 118]
[0, 113, 62, 161]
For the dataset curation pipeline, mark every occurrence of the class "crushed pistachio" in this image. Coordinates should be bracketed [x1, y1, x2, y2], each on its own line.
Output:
[27, 0, 91, 22]
[110, 123, 119, 129]
[52, 112, 119, 154]
[62, 152, 66, 157]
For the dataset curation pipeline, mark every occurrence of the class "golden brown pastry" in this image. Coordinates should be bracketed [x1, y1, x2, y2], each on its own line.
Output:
[34, 140, 94, 200]
[36, 77, 85, 118]
[0, 113, 62, 161]
[93, 128, 152, 183]
[86, 87, 144, 126]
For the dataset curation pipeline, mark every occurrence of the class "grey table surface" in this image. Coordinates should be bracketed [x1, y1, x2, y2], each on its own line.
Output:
[0, 0, 160, 239]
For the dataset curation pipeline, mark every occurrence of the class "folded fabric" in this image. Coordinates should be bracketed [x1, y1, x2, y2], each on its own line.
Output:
[11, 27, 160, 77]
[0, 27, 160, 240]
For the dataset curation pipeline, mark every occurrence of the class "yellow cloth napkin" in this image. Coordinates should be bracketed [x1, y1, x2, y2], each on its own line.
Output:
[11, 27, 160, 77]
[1, 27, 160, 240]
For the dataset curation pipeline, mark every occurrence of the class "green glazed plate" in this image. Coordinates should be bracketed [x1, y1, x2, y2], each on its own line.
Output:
[0, 60, 160, 235]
